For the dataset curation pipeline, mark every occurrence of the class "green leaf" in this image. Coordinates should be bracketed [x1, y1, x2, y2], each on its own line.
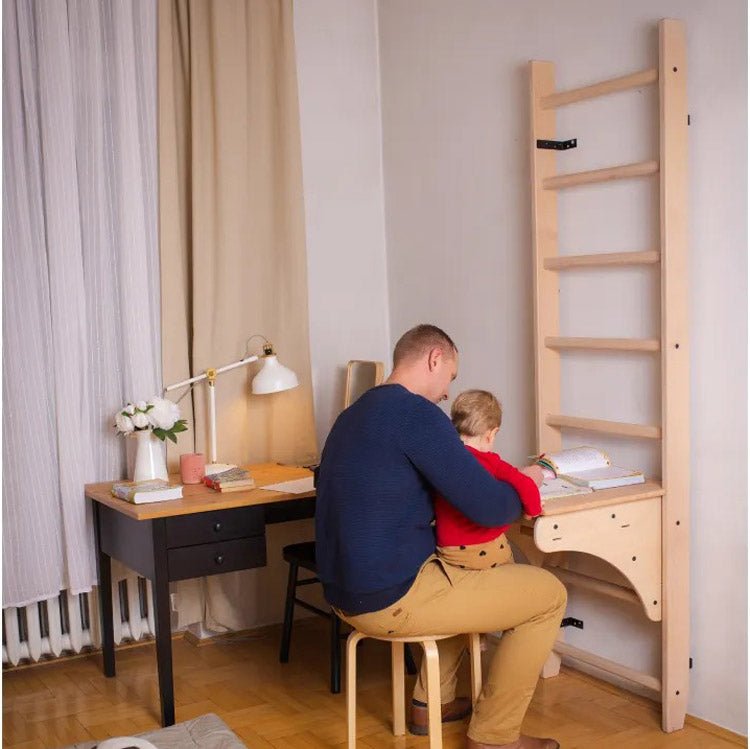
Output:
[153, 428, 167, 441]
[167, 431, 178, 444]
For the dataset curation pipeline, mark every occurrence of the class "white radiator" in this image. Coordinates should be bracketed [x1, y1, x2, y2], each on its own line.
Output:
[2, 572, 155, 667]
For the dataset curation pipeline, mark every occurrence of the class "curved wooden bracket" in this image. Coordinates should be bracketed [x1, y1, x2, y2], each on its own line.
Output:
[533, 497, 662, 621]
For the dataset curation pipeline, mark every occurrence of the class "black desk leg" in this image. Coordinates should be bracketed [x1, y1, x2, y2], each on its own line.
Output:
[330, 610, 341, 694]
[151, 519, 175, 727]
[93, 502, 116, 677]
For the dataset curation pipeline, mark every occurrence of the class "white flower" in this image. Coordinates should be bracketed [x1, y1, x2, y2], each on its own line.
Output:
[115, 412, 135, 434]
[124, 403, 136, 415]
[135, 400, 148, 411]
[146, 396, 180, 430]
[132, 411, 150, 429]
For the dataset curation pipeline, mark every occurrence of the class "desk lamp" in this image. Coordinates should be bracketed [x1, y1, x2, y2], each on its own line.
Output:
[164, 337, 298, 474]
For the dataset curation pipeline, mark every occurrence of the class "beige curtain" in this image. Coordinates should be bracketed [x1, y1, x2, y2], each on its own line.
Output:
[159, 0, 317, 631]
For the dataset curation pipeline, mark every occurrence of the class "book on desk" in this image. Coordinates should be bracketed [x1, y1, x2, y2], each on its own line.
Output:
[203, 466, 256, 492]
[537, 446, 644, 493]
[111, 479, 183, 504]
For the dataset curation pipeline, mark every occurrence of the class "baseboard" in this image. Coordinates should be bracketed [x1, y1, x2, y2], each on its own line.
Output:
[684, 714, 748, 746]
[1, 632, 179, 672]
[183, 622, 279, 647]
[558, 657, 747, 745]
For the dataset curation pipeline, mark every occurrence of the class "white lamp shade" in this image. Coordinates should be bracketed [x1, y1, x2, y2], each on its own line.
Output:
[251, 354, 299, 394]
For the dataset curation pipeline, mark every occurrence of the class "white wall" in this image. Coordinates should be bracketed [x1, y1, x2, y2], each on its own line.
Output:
[377, 0, 747, 736]
[294, 0, 391, 449]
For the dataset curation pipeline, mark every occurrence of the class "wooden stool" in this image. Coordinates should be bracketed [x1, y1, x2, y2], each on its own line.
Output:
[346, 631, 482, 749]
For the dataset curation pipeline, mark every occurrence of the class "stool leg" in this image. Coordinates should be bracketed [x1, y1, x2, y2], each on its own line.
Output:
[422, 640, 443, 749]
[405, 642, 418, 675]
[347, 632, 366, 749]
[330, 610, 341, 694]
[391, 642, 406, 736]
[279, 561, 299, 663]
[468, 633, 482, 705]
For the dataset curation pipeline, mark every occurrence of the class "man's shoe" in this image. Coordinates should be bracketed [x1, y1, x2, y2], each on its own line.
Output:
[466, 735, 560, 749]
[408, 696, 473, 735]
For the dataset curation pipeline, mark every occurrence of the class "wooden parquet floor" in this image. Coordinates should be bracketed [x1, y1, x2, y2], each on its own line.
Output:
[2, 618, 744, 748]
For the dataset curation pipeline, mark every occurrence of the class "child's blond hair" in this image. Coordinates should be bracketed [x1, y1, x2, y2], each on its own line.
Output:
[450, 389, 502, 437]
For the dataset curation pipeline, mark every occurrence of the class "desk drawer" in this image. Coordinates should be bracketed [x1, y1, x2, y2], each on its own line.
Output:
[167, 537, 266, 581]
[165, 507, 264, 548]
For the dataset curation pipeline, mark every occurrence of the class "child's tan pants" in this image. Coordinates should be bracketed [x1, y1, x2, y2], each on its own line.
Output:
[338, 555, 567, 745]
[437, 532, 514, 569]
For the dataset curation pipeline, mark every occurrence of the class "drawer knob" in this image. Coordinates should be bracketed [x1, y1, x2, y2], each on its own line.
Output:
[215, 554, 225, 565]
[213, 522, 222, 532]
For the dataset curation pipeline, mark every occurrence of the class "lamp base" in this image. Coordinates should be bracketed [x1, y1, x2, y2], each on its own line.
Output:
[204, 462, 237, 477]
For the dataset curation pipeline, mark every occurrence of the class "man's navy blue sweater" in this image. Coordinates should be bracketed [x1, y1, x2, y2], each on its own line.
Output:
[315, 384, 523, 614]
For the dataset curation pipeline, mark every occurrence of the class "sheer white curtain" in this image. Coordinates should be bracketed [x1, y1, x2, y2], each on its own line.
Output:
[2, 0, 159, 608]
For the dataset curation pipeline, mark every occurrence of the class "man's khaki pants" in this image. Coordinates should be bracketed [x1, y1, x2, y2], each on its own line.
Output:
[339, 556, 567, 745]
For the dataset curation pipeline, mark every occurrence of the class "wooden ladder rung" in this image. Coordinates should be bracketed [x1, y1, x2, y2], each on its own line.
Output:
[546, 337, 660, 352]
[553, 641, 662, 692]
[546, 414, 662, 439]
[543, 160, 658, 190]
[544, 251, 660, 270]
[544, 566, 641, 607]
[541, 68, 658, 109]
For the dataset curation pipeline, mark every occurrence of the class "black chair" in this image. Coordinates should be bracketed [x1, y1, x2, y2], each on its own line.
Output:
[279, 540, 417, 693]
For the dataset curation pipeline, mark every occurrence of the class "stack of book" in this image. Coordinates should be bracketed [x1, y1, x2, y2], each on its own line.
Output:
[112, 480, 183, 504]
[203, 466, 255, 493]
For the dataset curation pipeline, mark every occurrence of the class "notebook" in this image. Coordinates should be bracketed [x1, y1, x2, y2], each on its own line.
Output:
[111, 480, 183, 504]
[258, 476, 315, 494]
[537, 446, 644, 490]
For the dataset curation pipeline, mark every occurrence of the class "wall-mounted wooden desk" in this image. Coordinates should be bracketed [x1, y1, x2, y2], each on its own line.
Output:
[85, 463, 315, 727]
[507, 481, 668, 695]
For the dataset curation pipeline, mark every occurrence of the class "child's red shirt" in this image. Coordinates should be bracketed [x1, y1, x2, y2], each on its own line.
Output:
[434, 445, 542, 546]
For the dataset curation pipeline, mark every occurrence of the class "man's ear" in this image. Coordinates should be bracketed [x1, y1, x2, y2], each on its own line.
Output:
[427, 347, 442, 371]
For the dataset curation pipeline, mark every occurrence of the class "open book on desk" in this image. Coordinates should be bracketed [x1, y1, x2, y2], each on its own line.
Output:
[537, 446, 644, 490]
[539, 475, 593, 500]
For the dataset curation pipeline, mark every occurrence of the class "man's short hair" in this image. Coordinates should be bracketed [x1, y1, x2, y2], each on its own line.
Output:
[392, 324, 457, 367]
[450, 389, 502, 437]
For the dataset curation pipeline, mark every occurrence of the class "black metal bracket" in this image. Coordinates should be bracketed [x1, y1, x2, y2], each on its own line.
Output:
[561, 617, 584, 630]
[537, 138, 577, 150]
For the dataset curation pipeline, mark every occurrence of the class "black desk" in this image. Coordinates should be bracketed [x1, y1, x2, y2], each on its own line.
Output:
[86, 464, 315, 727]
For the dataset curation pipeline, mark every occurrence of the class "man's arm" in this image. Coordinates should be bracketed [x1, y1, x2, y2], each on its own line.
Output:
[400, 399, 522, 527]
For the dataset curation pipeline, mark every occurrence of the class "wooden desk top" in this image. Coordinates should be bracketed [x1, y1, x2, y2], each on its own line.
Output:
[539, 479, 664, 517]
[85, 463, 314, 521]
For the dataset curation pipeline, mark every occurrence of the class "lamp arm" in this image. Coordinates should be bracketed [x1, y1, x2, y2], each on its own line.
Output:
[163, 355, 260, 393]
[164, 371, 208, 393]
[214, 354, 259, 377]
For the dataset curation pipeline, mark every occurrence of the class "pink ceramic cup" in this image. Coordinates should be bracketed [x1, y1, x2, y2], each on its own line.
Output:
[180, 453, 205, 484]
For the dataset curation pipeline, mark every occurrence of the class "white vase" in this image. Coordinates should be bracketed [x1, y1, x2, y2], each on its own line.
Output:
[127, 430, 168, 482]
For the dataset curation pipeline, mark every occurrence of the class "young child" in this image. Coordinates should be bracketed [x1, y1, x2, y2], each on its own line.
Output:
[434, 389, 544, 569]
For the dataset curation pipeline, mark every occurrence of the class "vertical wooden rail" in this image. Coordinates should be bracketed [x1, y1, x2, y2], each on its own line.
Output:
[530, 62, 562, 456]
[530, 61, 564, 680]
[659, 18, 690, 732]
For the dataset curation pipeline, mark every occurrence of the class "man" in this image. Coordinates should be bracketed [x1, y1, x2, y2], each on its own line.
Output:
[316, 324, 565, 749]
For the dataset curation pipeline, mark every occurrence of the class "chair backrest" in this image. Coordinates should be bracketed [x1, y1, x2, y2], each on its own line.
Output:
[344, 360, 385, 408]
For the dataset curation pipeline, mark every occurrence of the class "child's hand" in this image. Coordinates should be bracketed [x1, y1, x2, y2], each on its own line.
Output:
[521, 464, 545, 487]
